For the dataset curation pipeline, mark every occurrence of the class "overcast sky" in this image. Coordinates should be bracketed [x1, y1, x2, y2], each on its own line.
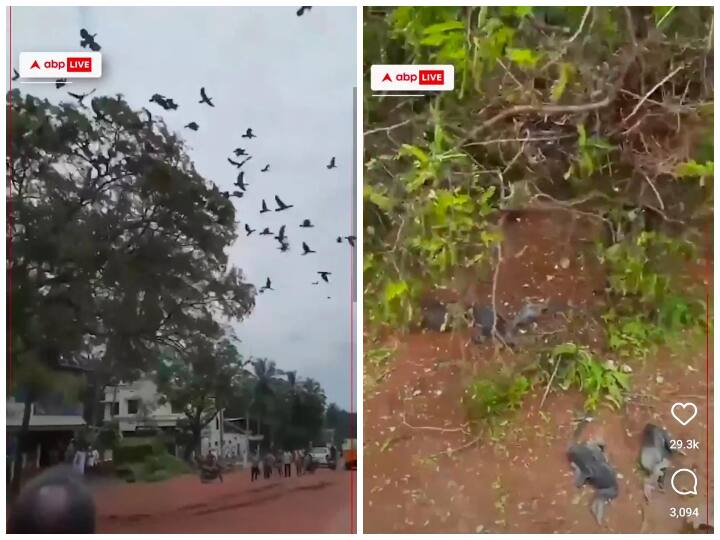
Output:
[10, 6, 356, 409]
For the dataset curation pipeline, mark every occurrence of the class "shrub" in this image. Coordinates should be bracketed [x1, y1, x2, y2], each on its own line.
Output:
[464, 374, 530, 421]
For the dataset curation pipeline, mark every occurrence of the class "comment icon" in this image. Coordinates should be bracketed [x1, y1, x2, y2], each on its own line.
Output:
[670, 468, 698, 496]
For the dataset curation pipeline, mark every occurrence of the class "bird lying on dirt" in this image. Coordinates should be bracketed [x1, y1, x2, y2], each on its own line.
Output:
[470, 304, 514, 346]
[512, 299, 550, 329]
[420, 301, 469, 333]
[567, 441, 618, 525]
[639, 423, 675, 500]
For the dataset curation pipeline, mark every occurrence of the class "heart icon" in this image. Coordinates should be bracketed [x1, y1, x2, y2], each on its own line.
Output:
[671, 402, 698, 426]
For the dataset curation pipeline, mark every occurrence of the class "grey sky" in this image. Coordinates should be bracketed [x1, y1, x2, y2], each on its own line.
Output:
[10, 6, 356, 409]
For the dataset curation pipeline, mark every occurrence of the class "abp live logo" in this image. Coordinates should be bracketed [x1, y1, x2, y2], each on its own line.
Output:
[381, 70, 444, 85]
[19, 52, 102, 78]
[371, 64, 454, 92]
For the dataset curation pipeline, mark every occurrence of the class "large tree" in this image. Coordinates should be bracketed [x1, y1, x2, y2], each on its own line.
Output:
[7, 91, 255, 493]
[156, 337, 249, 461]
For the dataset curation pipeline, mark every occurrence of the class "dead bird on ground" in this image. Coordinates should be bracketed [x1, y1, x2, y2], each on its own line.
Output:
[567, 441, 618, 525]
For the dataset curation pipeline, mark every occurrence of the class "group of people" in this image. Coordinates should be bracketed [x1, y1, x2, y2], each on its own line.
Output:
[64, 440, 100, 476]
[249, 449, 313, 482]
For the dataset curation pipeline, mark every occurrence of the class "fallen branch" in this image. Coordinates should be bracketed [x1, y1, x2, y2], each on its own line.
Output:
[401, 413, 469, 434]
[568, 6, 592, 44]
[477, 95, 613, 133]
[427, 434, 483, 460]
[364, 118, 412, 137]
[539, 357, 562, 410]
[623, 65, 685, 124]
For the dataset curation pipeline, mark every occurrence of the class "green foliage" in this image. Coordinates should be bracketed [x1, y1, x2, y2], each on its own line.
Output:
[547, 343, 630, 411]
[676, 160, 714, 187]
[8, 89, 256, 416]
[464, 374, 530, 421]
[567, 124, 615, 181]
[156, 337, 250, 458]
[506, 48, 541, 69]
[115, 447, 190, 483]
[113, 437, 165, 465]
[599, 231, 703, 358]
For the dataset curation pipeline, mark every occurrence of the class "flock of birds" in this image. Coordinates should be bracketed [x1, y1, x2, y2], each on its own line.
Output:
[15, 10, 354, 302]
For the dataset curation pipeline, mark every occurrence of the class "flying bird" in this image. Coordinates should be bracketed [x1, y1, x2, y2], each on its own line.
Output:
[12, 69, 19, 81]
[230, 191, 244, 198]
[274, 195, 293, 211]
[326, 156, 337, 169]
[274, 225, 287, 242]
[80, 28, 101, 51]
[278, 241, 290, 252]
[233, 148, 247, 156]
[301, 242, 316, 255]
[227, 156, 251, 169]
[312, 281, 319, 285]
[234, 172, 249, 191]
[149, 94, 178, 111]
[260, 277, 274, 291]
[67, 88, 97, 107]
[297, 6, 312, 16]
[199, 87, 214, 107]
[184, 122, 199, 131]
[260, 199, 271, 214]
[55, 78, 67, 89]
[300, 219, 314, 228]
[318, 271, 331, 282]
[259, 227, 273, 236]
[241, 128, 256, 139]
[221, 191, 230, 199]
[244, 224, 255, 236]
[336, 235, 356, 246]
[261, 164, 270, 172]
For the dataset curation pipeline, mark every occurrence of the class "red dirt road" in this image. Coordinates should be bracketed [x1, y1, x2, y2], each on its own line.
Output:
[94, 468, 355, 533]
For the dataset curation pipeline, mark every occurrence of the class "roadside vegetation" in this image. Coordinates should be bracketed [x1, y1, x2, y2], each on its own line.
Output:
[363, 6, 712, 422]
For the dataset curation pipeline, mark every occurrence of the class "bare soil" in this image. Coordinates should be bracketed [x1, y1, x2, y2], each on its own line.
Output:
[364, 210, 713, 533]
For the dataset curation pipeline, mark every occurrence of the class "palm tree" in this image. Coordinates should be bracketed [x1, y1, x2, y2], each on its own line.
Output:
[248, 358, 281, 445]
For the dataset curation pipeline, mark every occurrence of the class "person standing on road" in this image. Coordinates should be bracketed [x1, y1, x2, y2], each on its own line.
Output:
[282, 450, 292, 477]
[275, 450, 283, 477]
[250, 453, 260, 482]
[294, 450, 303, 476]
[263, 452, 273, 479]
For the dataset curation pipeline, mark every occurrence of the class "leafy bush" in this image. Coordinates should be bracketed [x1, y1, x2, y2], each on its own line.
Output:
[547, 343, 630, 411]
[464, 374, 531, 421]
[113, 437, 165, 465]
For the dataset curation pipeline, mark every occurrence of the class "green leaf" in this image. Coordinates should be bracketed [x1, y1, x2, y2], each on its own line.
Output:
[423, 21, 466, 34]
[551, 63, 575, 103]
[676, 160, 714, 178]
[400, 144, 430, 164]
[506, 48, 540, 69]
[384, 280, 409, 302]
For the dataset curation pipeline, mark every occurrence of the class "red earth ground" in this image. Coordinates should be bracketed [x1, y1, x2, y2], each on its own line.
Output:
[364, 210, 713, 533]
[94, 467, 355, 533]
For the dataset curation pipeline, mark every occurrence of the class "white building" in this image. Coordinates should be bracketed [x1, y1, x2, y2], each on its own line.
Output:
[102, 378, 184, 433]
[104, 378, 262, 465]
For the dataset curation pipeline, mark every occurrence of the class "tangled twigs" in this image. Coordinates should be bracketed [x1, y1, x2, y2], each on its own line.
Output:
[364, 118, 412, 137]
[623, 65, 685, 125]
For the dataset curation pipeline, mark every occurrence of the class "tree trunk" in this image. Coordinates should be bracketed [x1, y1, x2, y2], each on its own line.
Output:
[10, 393, 33, 497]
